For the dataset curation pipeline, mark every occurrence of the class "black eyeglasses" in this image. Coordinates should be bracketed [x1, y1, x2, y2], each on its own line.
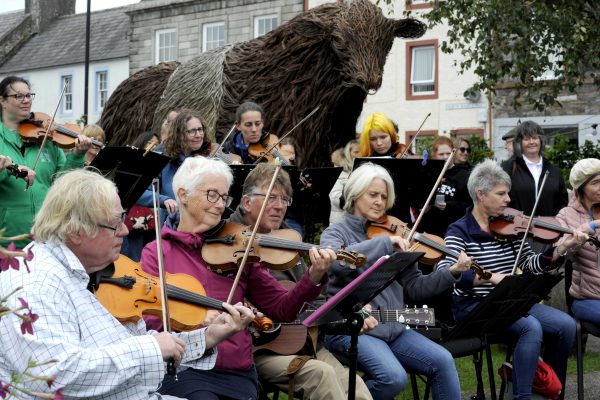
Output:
[97, 212, 128, 236]
[252, 193, 293, 206]
[185, 127, 204, 137]
[6, 93, 35, 103]
[203, 189, 233, 207]
[459, 147, 471, 154]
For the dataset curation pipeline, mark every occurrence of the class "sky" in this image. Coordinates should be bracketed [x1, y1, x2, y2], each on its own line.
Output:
[0, 0, 140, 14]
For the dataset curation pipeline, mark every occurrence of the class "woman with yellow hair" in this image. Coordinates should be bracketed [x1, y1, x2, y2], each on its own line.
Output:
[358, 112, 405, 158]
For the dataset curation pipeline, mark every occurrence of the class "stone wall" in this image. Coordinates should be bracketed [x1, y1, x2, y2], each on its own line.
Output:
[493, 81, 600, 119]
[127, 0, 304, 74]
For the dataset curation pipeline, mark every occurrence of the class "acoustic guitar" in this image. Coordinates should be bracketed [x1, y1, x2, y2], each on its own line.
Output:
[252, 306, 435, 355]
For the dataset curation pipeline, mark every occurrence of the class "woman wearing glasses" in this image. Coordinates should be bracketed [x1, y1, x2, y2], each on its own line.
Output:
[137, 109, 212, 217]
[421, 137, 474, 237]
[0, 75, 91, 248]
[140, 156, 335, 400]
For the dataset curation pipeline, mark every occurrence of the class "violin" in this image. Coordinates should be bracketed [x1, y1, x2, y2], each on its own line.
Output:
[202, 222, 366, 273]
[19, 112, 104, 149]
[367, 214, 492, 279]
[91, 255, 226, 332]
[209, 143, 243, 165]
[489, 207, 600, 249]
[367, 214, 445, 265]
[248, 134, 293, 165]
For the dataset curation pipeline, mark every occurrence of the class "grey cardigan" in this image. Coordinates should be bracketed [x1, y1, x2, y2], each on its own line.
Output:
[320, 213, 457, 341]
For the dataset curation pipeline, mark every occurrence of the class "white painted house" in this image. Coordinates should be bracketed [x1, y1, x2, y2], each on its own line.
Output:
[0, 5, 129, 126]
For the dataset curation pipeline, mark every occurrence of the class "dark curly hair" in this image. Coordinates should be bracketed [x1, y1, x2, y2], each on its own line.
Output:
[163, 109, 212, 158]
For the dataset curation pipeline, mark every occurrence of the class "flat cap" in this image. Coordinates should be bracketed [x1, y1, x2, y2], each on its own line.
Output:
[502, 127, 517, 140]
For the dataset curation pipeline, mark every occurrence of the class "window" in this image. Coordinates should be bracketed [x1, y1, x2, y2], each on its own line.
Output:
[406, 39, 438, 100]
[254, 15, 278, 38]
[202, 22, 225, 52]
[155, 29, 177, 63]
[96, 70, 108, 111]
[405, 130, 437, 155]
[61, 75, 73, 113]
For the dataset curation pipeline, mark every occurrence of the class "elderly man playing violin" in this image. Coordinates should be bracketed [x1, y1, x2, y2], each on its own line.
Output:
[0, 169, 252, 400]
[140, 157, 336, 400]
[0, 75, 92, 248]
[321, 162, 473, 400]
[227, 163, 376, 400]
[437, 159, 588, 400]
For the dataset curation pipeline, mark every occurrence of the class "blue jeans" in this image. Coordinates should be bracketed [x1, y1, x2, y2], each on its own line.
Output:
[325, 330, 460, 400]
[454, 297, 575, 400]
[572, 298, 600, 325]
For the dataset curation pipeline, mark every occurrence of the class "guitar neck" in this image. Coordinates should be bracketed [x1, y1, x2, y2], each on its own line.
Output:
[370, 308, 435, 326]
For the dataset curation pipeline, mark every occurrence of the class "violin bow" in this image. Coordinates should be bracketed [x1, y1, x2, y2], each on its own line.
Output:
[510, 170, 550, 275]
[151, 178, 177, 378]
[226, 159, 283, 303]
[398, 112, 431, 159]
[209, 124, 237, 158]
[253, 105, 320, 165]
[407, 149, 456, 242]
[30, 82, 68, 174]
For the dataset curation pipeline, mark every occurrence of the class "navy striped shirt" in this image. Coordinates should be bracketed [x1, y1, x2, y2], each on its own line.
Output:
[436, 209, 554, 298]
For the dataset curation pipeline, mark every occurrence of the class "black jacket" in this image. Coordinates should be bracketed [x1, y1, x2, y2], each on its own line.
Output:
[501, 156, 568, 216]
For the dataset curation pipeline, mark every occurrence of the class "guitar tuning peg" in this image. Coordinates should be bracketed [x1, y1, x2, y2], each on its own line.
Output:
[339, 260, 346, 266]
[405, 325, 411, 330]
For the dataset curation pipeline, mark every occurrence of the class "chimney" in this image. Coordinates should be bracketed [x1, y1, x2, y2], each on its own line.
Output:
[26, 0, 76, 32]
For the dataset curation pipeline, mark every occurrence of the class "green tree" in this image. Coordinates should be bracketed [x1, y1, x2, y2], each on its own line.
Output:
[378, 0, 600, 111]
[545, 137, 600, 188]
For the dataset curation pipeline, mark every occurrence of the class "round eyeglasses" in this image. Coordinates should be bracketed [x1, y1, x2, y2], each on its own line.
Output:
[252, 193, 293, 206]
[6, 93, 35, 103]
[203, 189, 233, 207]
[185, 127, 205, 137]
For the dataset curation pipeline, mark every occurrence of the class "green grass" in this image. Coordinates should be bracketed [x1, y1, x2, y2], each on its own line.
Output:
[397, 344, 600, 400]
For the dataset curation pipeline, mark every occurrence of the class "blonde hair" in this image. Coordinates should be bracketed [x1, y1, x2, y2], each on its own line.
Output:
[343, 162, 395, 213]
[82, 124, 105, 143]
[33, 169, 118, 242]
[332, 140, 358, 172]
[358, 113, 398, 157]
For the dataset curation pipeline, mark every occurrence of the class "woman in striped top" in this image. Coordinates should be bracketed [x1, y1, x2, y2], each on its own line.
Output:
[437, 159, 587, 400]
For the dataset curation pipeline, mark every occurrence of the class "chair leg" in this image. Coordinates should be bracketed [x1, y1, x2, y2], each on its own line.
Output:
[485, 339, 497, 400]
[472, 351, 485, 400]
[410, 373, 421, 400]
[576, 320, 584, 400]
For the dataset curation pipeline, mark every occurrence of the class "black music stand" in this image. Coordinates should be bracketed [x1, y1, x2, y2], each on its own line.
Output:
[227, 164, 342, 231]
[443, 272, 563, 400]
[90, 146, 170, 209]
[303, 251, 424, 400]
[353, 158, 444, 223]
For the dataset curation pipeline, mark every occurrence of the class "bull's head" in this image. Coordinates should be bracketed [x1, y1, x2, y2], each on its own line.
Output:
[330, 0, 426, 92]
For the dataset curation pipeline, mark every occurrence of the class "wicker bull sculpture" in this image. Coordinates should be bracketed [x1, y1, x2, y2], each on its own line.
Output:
[100, 0, 425, 167]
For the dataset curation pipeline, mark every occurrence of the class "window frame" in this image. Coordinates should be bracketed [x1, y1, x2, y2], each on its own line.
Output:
[95, 69, 108, 113]
[155, 28, 177, 64]
[202, 21, 225, 52]
[406, 39, 439, 100]
[253, 14, 279, 38]
[405, 0, 433, 11]
[60, 74, 73, 115]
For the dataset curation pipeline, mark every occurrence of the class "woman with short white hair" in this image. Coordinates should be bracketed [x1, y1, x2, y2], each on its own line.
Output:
[141, 156, 336, 400]
[321, 162, 471, 400]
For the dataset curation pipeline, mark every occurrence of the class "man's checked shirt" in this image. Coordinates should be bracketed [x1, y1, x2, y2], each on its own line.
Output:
[0, 241, 216, 399]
